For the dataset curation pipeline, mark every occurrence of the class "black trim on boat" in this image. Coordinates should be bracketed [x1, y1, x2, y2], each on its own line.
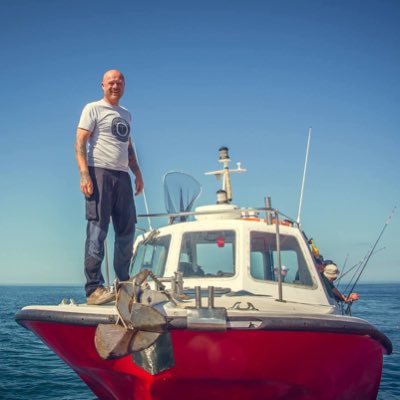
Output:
[15, 308, 392, 355]
[15, 309, 118, 326]
[251, 314, 392, 354]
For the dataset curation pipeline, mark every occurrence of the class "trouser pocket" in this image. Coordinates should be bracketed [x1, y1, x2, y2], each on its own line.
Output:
[86, 198, 98, 221]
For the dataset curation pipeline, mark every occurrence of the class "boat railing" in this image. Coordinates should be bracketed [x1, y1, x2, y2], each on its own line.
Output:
[138, 207, 299, 228]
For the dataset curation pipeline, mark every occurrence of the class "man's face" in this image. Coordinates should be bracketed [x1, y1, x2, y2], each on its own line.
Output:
[316, 263, 324, 273]
[102, 71, 125, 104]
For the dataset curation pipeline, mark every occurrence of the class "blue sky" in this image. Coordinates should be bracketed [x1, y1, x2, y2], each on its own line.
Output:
[0, 0, 399, 285]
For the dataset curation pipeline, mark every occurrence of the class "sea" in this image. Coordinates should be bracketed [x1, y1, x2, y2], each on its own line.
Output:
[0, 283, 399, 400]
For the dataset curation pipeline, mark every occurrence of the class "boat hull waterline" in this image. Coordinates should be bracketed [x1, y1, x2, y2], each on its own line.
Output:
[17, 317, 387, 400]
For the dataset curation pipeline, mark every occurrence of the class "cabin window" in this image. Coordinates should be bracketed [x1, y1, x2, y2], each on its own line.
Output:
[250, 231, 313, 286]
[179, 230, 235, 277]
[130, 235, 171, 276]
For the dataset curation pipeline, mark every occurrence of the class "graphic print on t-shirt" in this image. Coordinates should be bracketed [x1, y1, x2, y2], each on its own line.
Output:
[111, 117, 130, 142]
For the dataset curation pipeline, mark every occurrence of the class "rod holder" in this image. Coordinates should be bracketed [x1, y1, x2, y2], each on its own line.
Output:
[208, 286, 215, 308]
[195, 286, 202, 308]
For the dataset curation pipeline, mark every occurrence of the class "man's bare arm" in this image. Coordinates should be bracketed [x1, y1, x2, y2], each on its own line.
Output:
[332, 287, 351, 303]
[128, 138, 144, 195]
[75, 128, 93, 197]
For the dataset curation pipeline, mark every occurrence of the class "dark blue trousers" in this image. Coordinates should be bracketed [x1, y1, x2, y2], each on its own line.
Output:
[84, 167, 136, 296]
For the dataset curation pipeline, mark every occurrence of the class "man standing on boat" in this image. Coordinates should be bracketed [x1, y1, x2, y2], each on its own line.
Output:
[75, 69, 144, 305]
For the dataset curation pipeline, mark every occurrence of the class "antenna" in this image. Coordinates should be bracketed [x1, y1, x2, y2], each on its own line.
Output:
[131, 141, 152, 230]
[204, 147, 246, 202]
[296, 128, 312, 225]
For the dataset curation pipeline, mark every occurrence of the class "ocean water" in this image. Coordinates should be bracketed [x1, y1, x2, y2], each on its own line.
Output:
[0, 283, 399, 400]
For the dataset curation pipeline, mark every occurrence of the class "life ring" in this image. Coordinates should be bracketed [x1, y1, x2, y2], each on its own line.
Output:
[272, 218, 293, 227]
[241, 217, 293, 227]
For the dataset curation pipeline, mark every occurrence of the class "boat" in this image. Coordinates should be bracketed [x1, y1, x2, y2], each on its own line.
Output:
[16, 147, 392, 400]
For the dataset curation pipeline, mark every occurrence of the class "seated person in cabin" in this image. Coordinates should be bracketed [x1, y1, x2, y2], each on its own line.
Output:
[178, 262, 205, 277]
[322, 263, 359, 303]
[274, 265, 288, 282]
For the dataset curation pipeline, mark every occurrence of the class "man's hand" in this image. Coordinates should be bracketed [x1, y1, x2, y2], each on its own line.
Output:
[128, 139, 144, 195]
[134, 171, 144, 196]
[80, 170, 94, 197]
[347, 293, 360, 302]
[75, 128, 92, 196]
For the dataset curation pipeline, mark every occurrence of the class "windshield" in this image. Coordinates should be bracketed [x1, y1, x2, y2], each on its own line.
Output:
[250, 231, 314, 287]
[178, 230, 235, 277]
[130, 234, 171, 276]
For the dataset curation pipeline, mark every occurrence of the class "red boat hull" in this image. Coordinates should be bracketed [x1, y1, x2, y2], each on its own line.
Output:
[20, 320, 385, 400]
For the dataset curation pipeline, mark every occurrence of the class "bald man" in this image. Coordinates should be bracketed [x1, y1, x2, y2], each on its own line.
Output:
[75, 70, 144, 305]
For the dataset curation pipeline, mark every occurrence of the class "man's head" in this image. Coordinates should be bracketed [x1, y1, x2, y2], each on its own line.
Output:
[102, 70, 125, 105]
[274, 265, 288, 280]
[323, 263, 339, 282]
[315, 256, 325, 273]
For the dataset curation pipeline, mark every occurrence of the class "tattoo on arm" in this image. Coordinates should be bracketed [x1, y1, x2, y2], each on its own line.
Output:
[76, 142, 87, 156]
[80, 171, 90, 178]
[75, 129, 90, 157]
[128, 143, 139, 172]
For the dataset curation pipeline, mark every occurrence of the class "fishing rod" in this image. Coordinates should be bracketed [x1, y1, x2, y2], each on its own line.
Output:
[296, 127, 312, 225]
[104, 238, 110, 288]
[344, 206, 396, 305]
[339, 247, 386, 290]
[342, 247, 386, 297]
[336, 253, 349, 289]
[131, 141, 153, 231]
[342, 259, 365, 296]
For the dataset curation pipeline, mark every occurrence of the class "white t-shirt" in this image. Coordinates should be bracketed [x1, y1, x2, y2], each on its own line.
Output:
[78, 99, 132, 172]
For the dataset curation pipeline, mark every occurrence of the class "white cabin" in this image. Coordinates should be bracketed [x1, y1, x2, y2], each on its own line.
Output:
[131, 204, 337, 314]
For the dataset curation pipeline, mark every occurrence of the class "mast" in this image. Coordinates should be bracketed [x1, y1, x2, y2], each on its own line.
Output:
[204, 147, 246, 203]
